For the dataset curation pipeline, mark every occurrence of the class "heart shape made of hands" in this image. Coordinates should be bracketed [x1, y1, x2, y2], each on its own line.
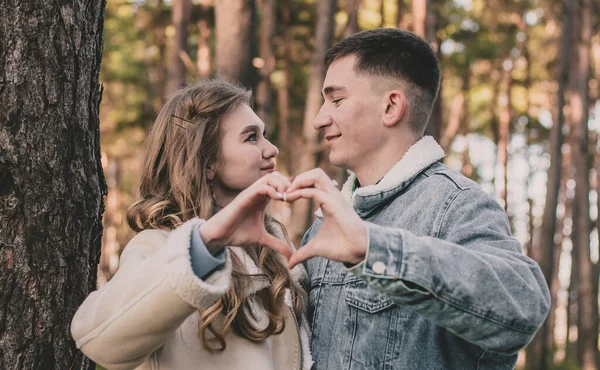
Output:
[202, 169, 369, 269]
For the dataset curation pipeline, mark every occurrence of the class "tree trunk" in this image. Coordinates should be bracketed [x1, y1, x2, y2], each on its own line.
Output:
[154, 0, 167, 106]
[166, 0, 192, 96]
[0, 1, 107, 369]
[496, 59, 513, 212]
[196, 0, 212, 78]
[440, 71, 469, 154]
[289, 0, 336, 245]
[413, 0, 441, 141]
[256, 0, 275, 127]
[277, 3, 293, 174]
[215, 0, 256, 88]
[396, 0, 407, 29]
[571, 0, 596, 368]
[344, 0, 360, 36]
[527, 2, 574, 368]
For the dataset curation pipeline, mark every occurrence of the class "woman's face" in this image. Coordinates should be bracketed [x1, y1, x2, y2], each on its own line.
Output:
[209, 104, 279, 206]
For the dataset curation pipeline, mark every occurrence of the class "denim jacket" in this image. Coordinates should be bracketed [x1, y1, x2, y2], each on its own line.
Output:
[302, 136, 550, 370]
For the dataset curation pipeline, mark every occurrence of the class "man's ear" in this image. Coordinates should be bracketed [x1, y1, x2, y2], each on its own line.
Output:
[382, 90, 407, 127]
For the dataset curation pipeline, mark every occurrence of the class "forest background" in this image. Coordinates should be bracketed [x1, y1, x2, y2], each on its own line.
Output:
[94, 0, 600, 369]
[0, 0, 599, 369]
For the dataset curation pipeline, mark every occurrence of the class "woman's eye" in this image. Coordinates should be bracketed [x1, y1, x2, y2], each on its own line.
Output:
[247, 133, 257, 141]
[333, 98, 343, 105]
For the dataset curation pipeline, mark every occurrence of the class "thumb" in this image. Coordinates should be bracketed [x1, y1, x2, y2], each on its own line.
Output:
[260, 232, 293, 260]
[288, 242, 319, 269]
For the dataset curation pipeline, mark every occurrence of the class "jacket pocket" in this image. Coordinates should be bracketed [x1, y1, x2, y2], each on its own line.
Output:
[344, 280, 394, 313]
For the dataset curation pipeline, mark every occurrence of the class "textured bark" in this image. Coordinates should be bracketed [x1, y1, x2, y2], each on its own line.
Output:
[166, 0, 192, 96]
[289, 0, 336, 245]
[527, 2, 574, 368]
[256, 0, 275, 127]
[0, 1, 107, 369]
[215, 0, 256, 88]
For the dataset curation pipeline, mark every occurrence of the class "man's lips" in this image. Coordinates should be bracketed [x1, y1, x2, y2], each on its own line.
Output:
[325, 134, 341, 143]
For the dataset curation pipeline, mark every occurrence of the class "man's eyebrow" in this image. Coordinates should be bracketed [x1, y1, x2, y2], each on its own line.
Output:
[321, 85, 347, 99]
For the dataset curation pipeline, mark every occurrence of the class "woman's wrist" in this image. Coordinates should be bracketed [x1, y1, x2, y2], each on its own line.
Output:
[198, 221, 226, 255]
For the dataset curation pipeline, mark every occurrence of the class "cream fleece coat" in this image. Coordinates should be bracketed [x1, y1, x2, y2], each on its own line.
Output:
[71, 218, 313, 370]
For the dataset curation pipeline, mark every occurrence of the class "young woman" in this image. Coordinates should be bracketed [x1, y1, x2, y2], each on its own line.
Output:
[71, 79, 312, 370]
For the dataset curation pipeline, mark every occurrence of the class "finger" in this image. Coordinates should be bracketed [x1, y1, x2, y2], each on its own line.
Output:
[253, 184, 283, 201]
[288, 243, 319, 268]
[264, 173, 291, 193]
[284, 188, 329, 205]
[287, 168, 337, 194]
[260, 232, 293, 259]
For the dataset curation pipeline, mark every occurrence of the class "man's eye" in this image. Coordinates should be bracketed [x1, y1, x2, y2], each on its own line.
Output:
[333, 98, 343, 105]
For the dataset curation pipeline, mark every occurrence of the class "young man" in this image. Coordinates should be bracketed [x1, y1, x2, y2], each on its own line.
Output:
[285, 28, 550, 370]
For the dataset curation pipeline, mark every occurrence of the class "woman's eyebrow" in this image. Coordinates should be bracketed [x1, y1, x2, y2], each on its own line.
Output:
[240, 125, 259, 135]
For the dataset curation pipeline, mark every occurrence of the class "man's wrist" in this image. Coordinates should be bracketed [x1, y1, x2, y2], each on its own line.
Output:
[348, 220, 368, 264]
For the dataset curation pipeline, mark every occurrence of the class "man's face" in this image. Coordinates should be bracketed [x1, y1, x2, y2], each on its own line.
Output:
[313, 55, 387, 171]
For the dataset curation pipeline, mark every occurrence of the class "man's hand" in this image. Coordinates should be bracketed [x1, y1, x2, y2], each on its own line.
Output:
[199, 172, 293, 259]
[285, 168, 368, 268]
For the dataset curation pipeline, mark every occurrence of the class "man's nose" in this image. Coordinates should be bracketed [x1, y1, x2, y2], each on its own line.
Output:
[312, 105, 332, 130]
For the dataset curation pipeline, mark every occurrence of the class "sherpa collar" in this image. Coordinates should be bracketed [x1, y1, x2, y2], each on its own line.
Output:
[229, 246, 307, 297]
[316, 135, 445, 217]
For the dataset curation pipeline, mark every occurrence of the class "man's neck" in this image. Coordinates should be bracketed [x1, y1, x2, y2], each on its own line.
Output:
[352, 137, 416, 186]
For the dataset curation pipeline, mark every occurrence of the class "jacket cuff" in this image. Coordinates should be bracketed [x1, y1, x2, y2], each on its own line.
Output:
[349, 222, 403, 280]
[190, 224, 226, 279]
[164, 218, 232, 309]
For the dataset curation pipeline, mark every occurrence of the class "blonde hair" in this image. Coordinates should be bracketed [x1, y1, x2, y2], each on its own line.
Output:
[127, 78, 303, 352]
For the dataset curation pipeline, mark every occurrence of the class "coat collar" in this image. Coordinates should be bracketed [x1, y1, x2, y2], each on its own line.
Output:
[229, 246, 307, 298]
[316, 136, 445, 217]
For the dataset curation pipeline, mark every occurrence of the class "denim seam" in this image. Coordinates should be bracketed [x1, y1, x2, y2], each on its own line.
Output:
[476, 349, 487, 370]
[402, 274, 537, 333]
[433, 188, 463, 239]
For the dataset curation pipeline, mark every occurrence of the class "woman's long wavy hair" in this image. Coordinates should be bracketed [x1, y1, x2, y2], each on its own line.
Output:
[127, 78, 303, 352]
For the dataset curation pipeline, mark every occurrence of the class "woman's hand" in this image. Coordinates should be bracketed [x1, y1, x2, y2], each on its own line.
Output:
[199, 172, 292, 258]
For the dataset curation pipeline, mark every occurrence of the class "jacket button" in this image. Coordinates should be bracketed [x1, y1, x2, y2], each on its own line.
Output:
[372, 261, 386, 274]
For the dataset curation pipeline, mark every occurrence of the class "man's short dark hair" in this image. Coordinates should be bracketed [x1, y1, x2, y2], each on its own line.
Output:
[324, 28, 441, 136]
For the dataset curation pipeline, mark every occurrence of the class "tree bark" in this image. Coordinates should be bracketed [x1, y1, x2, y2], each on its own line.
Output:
[527, 2, 574, 369]
[166, 0, 192, 96]
[0, 1, 107, 369]
[215, 0, 257, 88]
[289, 0, 336, 245]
